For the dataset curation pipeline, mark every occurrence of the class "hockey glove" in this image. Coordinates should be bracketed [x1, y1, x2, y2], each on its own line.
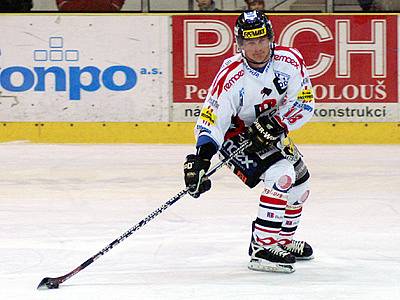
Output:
[184, 154, 211, 198]
[246, 113, 288, 153]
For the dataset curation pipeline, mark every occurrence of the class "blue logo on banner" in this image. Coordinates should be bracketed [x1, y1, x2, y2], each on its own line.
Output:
[0, 37, 137, 100]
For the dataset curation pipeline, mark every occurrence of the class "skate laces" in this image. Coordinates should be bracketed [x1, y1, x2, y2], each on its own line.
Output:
[269, 245, 291, 258]
[285, 240, 305, 255]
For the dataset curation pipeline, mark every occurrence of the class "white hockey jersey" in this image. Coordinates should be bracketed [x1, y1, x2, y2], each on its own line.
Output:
[195, 46, 314, 149]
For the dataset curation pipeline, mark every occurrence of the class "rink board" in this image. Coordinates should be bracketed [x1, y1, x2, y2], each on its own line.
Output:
[0, 122, 399, 144]
[0, 15, 170, 122]
[0, 13, 399, 143]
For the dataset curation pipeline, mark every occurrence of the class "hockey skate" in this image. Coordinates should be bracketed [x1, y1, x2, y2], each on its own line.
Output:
[248, 242, 296, 273]
[280, 240, 314, 260]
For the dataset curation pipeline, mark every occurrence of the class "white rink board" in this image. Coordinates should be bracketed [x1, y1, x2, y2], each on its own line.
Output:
[0, 16, 170, 122]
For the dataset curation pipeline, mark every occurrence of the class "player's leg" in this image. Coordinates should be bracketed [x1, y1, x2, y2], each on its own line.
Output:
[278, 179, 314, 260]
[248, 159, 297, 273]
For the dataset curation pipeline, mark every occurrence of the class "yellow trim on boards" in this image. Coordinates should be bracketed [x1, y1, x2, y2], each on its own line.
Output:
[0, 122, 399, 144]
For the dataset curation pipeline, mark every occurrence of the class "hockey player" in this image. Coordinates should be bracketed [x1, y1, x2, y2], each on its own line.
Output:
[184, 10, 315, 273]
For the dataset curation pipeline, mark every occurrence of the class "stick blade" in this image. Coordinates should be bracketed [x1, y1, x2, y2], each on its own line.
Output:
[37, 277, 60, 290]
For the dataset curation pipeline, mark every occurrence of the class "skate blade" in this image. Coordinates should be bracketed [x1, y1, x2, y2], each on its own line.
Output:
[248, 259, 295, 273]
[296, 254, 314, 261]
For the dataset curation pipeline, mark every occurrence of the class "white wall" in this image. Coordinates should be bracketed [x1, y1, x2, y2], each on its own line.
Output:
[32, 0, 57, 10]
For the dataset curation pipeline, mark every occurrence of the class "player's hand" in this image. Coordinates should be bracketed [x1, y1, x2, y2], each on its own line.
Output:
[246, 112, 287, 153]
[184, 154, 211, 198]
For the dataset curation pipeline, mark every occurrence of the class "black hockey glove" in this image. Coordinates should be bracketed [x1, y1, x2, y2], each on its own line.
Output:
[184, 154, 211, 198]
[246, 112, 287, 153]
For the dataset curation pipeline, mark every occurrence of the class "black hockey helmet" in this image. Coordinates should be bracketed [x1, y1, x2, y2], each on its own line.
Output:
[234, 10, 274, 46]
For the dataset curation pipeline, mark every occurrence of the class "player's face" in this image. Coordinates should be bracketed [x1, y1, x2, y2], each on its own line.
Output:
[197, 0, 212, 9]
[248, 3, 265, 10]
[242, 36, 271, 65]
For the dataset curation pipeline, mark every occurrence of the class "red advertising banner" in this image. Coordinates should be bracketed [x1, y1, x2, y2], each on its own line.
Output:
[172, 15, 398, 122]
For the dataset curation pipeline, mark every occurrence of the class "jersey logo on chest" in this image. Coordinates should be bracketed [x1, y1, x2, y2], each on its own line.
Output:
[273, 70, 290, 95]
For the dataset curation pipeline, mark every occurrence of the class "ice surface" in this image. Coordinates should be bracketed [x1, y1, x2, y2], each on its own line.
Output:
[0, 143, 399, 300]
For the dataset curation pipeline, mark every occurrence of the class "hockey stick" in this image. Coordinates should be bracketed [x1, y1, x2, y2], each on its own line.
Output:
[37, 140, 250, 290]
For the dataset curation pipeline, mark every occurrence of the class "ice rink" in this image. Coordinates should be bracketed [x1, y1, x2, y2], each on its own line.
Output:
[0, 143, 399, 300]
